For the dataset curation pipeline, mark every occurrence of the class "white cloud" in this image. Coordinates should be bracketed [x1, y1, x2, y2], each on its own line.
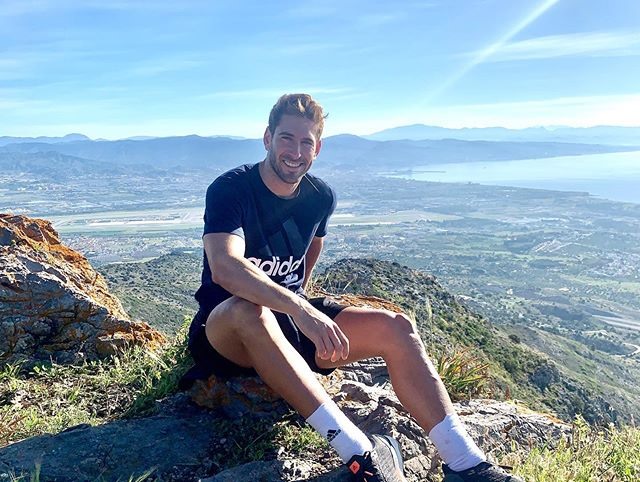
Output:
[198, 87, 355, 100]
[356, 12, 406, 29]
[485, 31, 640, 62]
[422, 0, 560, 104]
[422, 93, 640, 128]
[126, 58, 206, 77]
[0, 0, 209, 16]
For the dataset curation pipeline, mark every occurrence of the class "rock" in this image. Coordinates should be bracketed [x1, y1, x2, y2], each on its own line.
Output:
[339, 357, 389, 385]
[189, 374, 287, 418]
[0, 214, 165, 366]
[202, 459, 326, 482]
[0, 394, 223, 482]
[0, 359, 569, 481]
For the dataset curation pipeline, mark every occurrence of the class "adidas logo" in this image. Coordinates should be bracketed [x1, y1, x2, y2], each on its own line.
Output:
[247, 255, 303, 277]
[327, 428, 342, 442]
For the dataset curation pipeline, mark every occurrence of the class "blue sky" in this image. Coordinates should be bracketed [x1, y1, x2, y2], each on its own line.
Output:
[1, 0, 639, 139]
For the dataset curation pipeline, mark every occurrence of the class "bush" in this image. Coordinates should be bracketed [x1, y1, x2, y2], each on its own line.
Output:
[435, 348, 489, 401]
[503, 417, 640, 481]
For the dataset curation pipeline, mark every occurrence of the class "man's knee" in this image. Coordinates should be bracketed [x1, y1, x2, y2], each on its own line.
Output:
[378, 311, 423, 349]
[207, 296, 276, 339]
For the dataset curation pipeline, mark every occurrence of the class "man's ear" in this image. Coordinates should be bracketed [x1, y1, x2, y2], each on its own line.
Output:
[263, 127, 272, 150]
[315, 138, 322, 157]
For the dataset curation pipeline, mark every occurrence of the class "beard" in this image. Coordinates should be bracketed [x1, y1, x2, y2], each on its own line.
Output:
[267, 148, 311, 185]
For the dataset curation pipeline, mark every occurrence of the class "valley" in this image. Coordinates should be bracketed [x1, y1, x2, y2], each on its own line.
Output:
[2, 137, 639, 421]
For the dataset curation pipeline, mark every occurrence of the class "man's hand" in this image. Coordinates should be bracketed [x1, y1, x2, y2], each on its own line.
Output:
[293, 303, 350, 363]
[204, 233, 349, 362]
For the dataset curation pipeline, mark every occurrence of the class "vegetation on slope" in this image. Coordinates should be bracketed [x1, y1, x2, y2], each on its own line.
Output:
[505, 418, 639, 482]
[0, 322, 192, 447]
[318, 258, 623, 425]
[2, 326, 638, 481]
[100, 252, 201, 335]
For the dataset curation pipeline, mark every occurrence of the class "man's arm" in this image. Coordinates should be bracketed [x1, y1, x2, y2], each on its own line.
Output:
[204, 232, 349, 362]
[302, 236, 323, 291]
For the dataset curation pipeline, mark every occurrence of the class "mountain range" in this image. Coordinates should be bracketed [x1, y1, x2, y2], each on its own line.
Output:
[1, 133, 637, 173]
[3, 125, 638, 147]
[366, 125, 640, 145]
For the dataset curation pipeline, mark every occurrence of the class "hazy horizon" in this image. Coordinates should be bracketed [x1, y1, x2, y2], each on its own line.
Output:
[3, 123, 640, 143]
[1, 1, 639, 139]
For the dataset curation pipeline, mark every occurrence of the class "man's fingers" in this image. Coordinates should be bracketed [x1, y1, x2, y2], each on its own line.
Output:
[336, 326, 350, 360]
[326, 330, 341, 362]
[326, 329, 341, 363]
[326, 324, 350, 363]
[317, 337, 328, 360]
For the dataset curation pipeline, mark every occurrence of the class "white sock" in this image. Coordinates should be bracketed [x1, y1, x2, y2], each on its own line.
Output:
[306, 401, 373, 463]
[428, 413, 486, 472]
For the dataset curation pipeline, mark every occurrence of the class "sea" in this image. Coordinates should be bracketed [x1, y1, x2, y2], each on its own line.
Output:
[390, 150, 640, 205]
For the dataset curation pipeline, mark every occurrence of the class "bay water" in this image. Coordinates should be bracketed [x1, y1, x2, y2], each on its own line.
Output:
[391, 150, 640, 204]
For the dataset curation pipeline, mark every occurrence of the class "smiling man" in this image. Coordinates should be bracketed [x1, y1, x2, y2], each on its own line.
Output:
[184, 94, 523, 482]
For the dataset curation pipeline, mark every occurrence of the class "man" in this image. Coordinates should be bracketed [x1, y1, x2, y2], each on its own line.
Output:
[185, 93, 523, 482]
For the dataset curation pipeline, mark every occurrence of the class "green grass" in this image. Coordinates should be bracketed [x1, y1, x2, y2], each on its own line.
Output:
[504, 418, 640, 482]
[2, 313, 639, 481]
[6, 465, 155, 482]
[209, 413, 330, 471]
[0, 319, 192, 446]
[435, 348, 490, 401]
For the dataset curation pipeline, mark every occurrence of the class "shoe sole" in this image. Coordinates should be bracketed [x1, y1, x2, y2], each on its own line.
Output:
[377, 434, 405, 475]
[442, 476, 464, 482]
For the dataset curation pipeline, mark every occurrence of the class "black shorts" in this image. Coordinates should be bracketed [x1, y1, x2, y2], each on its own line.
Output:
[179, 296, 347, 389]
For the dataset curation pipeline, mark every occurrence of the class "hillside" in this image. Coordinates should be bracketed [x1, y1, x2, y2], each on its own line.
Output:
[100, 251, 201, 334]
[2, 218, 637, 480]
[100, 254, 627, 425]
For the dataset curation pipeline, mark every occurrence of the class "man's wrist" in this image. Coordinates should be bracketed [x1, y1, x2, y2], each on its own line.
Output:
[288, 291, 310, 318]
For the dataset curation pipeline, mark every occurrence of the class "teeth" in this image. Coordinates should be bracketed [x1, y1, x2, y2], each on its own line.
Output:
[283, 160, 302, 168]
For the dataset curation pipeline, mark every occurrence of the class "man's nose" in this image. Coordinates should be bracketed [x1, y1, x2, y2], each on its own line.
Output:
[287, 142, 302, 158]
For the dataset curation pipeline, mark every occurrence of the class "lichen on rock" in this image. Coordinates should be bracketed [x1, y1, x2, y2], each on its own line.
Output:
[0, 213, 165, 366]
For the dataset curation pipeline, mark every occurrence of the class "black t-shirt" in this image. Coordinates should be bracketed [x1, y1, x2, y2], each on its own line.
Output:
[194, 163, 336, 314]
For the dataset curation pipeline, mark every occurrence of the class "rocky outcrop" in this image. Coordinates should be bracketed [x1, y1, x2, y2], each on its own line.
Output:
[207, 395, 567, 482]
[0, 214, 165, 366]
[0, 361, 569, 481]
[199, 361, 569, 481]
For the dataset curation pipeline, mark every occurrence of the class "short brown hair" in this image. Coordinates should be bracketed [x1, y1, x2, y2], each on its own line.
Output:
[268, 93, 327, 138]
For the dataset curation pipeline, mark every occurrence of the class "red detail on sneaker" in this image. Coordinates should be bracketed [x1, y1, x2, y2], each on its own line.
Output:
[349, 461, 361, 474]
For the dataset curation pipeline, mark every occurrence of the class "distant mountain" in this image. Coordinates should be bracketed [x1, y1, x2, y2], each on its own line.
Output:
[0, 151, 162, 180]
[123, 136, 157, 141]
[367, 125, 640, 146]
[0, 134, 636, 173]
[320, 137, 637, 171]
[0, 135, 264, 170]
[0, 133, 90, 147]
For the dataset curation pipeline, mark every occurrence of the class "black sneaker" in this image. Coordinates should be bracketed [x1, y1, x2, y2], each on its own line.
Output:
[346, 434, 407, 482]
[442, 461, 524, 481]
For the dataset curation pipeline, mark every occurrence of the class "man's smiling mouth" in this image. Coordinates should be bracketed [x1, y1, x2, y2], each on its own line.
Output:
[283, 159, 304, 168]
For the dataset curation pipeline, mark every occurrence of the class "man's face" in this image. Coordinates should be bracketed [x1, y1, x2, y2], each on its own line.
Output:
[263, 114, 322, 185]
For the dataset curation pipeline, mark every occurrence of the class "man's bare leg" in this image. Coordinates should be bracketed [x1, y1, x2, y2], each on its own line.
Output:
[205, 296, 328, 417]
[205, 296, 379, 467]
[316, 306, 453, 432]
[317, 306, 486, 472]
